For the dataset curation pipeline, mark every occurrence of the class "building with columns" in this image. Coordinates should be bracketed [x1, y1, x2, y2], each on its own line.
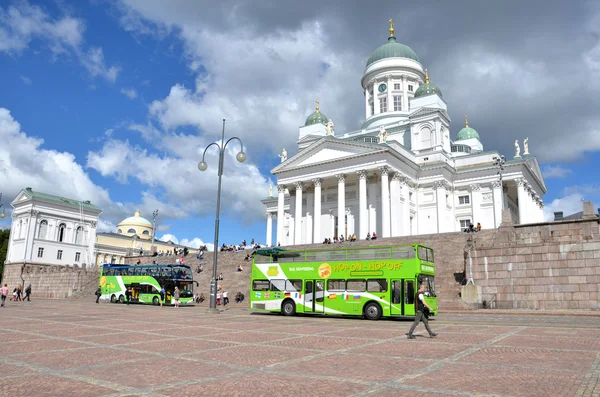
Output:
[262, 21, 547, 246]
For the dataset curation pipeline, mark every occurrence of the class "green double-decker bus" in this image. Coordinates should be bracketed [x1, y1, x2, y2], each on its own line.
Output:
[99, 264, 196, 305]
[250, 244, 436, 320]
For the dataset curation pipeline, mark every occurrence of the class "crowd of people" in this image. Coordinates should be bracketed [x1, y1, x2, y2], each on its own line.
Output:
[220, 238, 262, 252]
[464, 222, 482, 233]
[1, 284, 32, 304]
[322, 232, 377, 244]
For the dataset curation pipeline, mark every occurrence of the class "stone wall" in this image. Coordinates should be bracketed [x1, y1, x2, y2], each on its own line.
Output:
[2, 263, 100, 299]
[470, 214, 600, 310]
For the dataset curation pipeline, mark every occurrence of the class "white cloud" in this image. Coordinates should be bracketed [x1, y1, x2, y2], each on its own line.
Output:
[97, 219, 116, 233]
[20, 75, 31, 84]
[543, 193, 585, 221]
[542, 165, 572, 179]
[0, 107, 121, 221]
[120, 87, 137, 99]
[159, 234, 213, 251]
[0, 1, 119, 82]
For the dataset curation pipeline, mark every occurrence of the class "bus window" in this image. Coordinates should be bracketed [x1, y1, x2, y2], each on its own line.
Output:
[253, 280, 270, 291]
[392, 246, 415, 259]
[327, 279, 345, 291]
[346, 279, 366, 292]
[367, 279, 388, 292]
[419, 275, 436, 297]
[270, 279, 286, 291]
[286, 280, 302, 291]
[405, 280, 415, 304]
[418, 246, 434, 262]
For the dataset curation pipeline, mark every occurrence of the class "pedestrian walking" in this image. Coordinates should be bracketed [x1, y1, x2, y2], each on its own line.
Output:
[160, 287, 165, 307]
[173, 287, 180, 308]
[24, 284, 31, 302]
[95, 286, 102, 304]
[1, 284, 8, 307]
[222, 290, 229, 306]
[125, 287, 131, 305]
[407, 284, 438, 339]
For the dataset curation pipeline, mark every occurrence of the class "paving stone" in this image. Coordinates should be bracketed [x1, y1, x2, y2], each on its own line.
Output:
[17, 346, 153, 370]
[0, 375, 114, 396]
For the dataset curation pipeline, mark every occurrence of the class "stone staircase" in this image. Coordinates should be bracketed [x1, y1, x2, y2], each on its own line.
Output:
[129, 230, 497, 311]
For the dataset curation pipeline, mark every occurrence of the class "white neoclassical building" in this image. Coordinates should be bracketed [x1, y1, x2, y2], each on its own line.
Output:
[6, 188, 101, 266]
[262, 21, 547, 246]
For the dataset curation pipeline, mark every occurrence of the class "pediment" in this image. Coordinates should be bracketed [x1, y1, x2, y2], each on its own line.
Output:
[272, 138, 384, 173]
[12, 191, 30, 205]
[526, 157, 547, 191]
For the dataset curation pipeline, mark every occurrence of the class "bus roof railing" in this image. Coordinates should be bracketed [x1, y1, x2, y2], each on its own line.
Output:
[253, 244, 422, 263]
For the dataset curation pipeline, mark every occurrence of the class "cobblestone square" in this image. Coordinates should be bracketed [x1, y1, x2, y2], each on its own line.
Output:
[0, 300, 598, 396]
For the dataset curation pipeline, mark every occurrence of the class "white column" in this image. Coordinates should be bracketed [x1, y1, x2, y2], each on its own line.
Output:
[294, 182, 303, 245]
[402, 75, 409, 112]
[373, 79, 380, 115]
[401, 178, 410, 235]
[313, 179, 322, 243]
[367, 177, 377, 237]
[436, 181, 447, 233]
[470, 184, 482, 229]
[516, 179, 527, 224]
[266, 213, 273, 246]
[365, 88, 371, 118]
[336, 174, 346, 239]
[276, 185, 285, 246]
[492, 181, 503, 228]
[386, 75, 393, 114]
[380, 167, 391, 238]
[390, 172, 401, 237]
[305, 191, 313, 244]
[358, 170, 368, 239]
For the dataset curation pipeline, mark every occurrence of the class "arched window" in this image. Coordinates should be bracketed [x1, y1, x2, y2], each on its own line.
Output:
[127, 228, 136, 234]
[58, 223, 67, 242]
[38, 220, 48, 239]
[117, 229, 122, 233]
[420, 127, 431, 148]
[142, 230, 150, 236]
[17, 220, 23, 239]
[75, 226, 84, 245]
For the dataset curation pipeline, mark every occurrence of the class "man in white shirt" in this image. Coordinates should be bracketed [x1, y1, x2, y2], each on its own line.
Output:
[407, 283, 437, 339]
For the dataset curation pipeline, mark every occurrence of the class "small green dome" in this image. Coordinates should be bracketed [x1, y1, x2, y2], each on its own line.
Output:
[305, 103, 328, 126]
[456, 116, 479, 141]
[415, 68, 442, 98]
[366, 36, 420, 67]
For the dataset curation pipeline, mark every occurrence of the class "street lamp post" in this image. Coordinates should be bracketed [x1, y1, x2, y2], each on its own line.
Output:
[0, 193, 6, 219]
[493, 155, 506, 209]
[198, 119, 246, 312]
[152, 209, 159, 249]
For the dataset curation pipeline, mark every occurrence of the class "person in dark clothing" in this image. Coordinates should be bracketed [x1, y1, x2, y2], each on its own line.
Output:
[125, 288, 131, 305]
[95, 287, 101, 304]
[407, 284, 437, 339]
[24, 284, 31, 302]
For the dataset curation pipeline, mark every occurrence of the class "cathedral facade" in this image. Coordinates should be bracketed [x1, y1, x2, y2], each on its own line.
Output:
[262, 21, 546, 246]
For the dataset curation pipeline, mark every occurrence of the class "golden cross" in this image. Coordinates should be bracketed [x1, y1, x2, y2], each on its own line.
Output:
[465, 115, 469, 127]
[388, 18, 395, 37]
[315, 99, 319, 111]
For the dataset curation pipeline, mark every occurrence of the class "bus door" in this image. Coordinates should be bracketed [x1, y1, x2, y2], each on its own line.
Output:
[404, 279, 416, 316]
[304, 280, 325, 313]
[390, 280, 403, 315]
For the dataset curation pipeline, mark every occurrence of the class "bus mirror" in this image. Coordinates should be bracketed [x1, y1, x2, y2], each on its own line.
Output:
[194, 281, 199, 287]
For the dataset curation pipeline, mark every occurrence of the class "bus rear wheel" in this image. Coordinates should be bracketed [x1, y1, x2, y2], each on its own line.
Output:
[281, 299, 296, 316]
[119, 295, 124, 304]
[110, 294, 116, 303]
[153, 296, 159, 306]
[364, 302, 382, 321]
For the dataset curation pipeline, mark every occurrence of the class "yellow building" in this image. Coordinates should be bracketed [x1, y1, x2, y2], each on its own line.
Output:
[95, 211, 198, 265]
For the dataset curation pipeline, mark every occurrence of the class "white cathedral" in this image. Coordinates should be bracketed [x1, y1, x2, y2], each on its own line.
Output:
[262, 20, 547, 246]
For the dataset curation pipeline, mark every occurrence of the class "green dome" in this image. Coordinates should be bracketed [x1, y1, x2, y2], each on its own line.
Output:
[456, 127, 479, 141]
[415, 69, 442, 98]
[456, 117, 479, 141]
[366, 37, 421, 67]
[305, 109, 328, 126]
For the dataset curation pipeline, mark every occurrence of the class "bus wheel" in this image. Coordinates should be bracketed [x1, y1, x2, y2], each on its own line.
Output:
[110, 294, 116, 303]
[281, 299, 296, 316]
[153, 296, 159, 306]
[364, 302, 382, 321]
[119, 295, 124, 304]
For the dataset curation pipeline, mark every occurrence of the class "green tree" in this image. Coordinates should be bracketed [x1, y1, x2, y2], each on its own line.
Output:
[0, 229, 10, 281]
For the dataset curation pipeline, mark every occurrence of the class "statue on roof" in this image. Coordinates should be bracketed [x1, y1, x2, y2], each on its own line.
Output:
[514, 139, 521, 158]
[325, 119, 335, 136]
[523, 137, 529, 156]
[378, 125, 389, 144]
[278, 148, 287, 163]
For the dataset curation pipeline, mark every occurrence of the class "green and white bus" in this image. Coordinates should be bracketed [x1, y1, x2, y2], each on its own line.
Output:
[99, 264, 196, 305]
[250, 244, 436, 320]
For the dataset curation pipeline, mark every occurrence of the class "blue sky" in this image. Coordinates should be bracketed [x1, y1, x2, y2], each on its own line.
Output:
[1, 0, 599, 249]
